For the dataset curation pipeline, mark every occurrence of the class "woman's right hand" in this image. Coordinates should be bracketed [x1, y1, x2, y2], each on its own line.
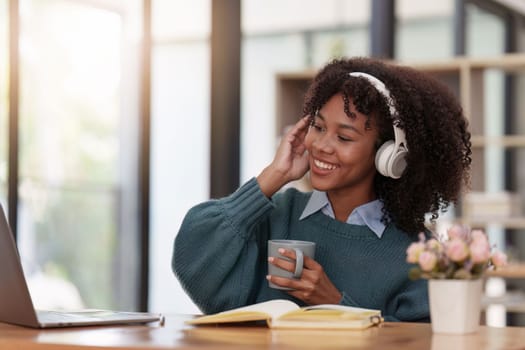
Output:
[257, 116, 310, 197]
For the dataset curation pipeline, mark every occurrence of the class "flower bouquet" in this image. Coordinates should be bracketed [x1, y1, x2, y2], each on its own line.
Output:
[406, 224, 507, 280]
[406, 224, 508, 334]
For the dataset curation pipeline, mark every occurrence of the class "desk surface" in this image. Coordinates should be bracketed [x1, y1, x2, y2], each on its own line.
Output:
[1, 315, 525, 350]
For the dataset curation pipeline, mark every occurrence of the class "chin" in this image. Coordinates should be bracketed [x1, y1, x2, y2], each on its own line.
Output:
[309, 179, 333, 192]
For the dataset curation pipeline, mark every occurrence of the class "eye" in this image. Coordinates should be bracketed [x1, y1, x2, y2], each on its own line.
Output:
[338, 135, 352, 142]
[310, 122, 325, 133]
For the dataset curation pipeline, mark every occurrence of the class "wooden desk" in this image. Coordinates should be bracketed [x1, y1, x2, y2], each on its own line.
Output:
[1, 315, 524, 349]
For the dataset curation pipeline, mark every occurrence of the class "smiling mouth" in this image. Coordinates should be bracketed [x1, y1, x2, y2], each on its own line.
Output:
[313, 159, 338, 170]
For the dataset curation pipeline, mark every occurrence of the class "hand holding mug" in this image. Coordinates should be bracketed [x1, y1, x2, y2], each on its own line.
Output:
[267, 240, 315, 290]
[267, 239, 342, 305]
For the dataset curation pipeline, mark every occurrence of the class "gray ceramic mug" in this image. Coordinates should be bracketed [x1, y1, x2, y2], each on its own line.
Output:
[267, 239, 316, 290]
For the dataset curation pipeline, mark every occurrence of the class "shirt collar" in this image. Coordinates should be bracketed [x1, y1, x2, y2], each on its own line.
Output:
[300, 190, 330, 220]
[299, 190, 386, 238]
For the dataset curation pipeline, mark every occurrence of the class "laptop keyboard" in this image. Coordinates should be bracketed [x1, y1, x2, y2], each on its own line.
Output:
[38, 310, 96, 322]
[37, 310, 134, 323]
[35, 309, 164, 327]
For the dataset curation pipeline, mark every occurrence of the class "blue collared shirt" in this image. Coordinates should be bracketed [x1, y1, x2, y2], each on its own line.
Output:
[299, 190, 386, 238]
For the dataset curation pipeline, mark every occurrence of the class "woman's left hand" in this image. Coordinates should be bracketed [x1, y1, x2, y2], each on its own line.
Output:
[267, 249, 342, 305]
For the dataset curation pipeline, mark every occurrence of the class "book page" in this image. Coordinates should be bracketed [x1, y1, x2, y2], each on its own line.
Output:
[187, 299, 300, 325]
[278, 308, 380, 321]
[270, 304, 382, 329]
[230, 299, 300, 319]
[304, 304, 381, 313]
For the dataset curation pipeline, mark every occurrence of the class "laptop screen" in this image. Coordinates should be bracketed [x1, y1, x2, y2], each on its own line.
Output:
[0, 205, 163, 328]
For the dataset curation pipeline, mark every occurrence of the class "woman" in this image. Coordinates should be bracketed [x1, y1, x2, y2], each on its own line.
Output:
[172, 57, 471, 322]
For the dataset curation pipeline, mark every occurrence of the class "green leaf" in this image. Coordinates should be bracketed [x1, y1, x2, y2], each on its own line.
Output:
[453, 269, 472, 279]
[408, 267, 422, 280]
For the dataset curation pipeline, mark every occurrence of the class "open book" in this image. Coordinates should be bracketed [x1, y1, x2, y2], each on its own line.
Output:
[186, 299, 383, 330]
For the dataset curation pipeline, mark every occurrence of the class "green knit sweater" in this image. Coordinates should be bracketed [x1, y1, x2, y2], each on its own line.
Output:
[172, 178, 429, 322]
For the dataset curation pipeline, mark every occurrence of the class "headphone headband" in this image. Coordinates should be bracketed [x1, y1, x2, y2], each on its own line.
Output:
[349, 72, 397, 117]
[349, 71, 408, 178]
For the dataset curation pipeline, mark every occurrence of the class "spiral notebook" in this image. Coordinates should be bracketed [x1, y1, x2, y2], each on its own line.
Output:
[0, 205, 164, 328]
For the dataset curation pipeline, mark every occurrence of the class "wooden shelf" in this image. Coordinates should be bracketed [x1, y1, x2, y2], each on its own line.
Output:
[471, 135, 525, 148]
[461, 218, 525, 230]
[486, 263, 525, 279]
[408, 52, 525, 72]
[483, 290, 525, 313]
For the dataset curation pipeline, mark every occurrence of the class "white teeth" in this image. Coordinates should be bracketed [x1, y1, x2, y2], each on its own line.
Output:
[314, 159, 337, 170]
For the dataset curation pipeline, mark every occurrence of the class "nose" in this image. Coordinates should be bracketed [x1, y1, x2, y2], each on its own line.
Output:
[312, 131, 335, 154]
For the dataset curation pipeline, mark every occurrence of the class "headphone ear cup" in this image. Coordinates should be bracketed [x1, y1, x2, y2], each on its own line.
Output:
[375, 141, 395, 177]
[388, 147, 408, 179]
[375, 141, 408, 179]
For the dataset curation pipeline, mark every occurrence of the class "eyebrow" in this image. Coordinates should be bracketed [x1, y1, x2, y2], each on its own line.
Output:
[315, 112, 363, 135]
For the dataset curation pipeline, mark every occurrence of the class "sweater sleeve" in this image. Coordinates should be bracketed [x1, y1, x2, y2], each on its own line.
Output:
[338, 276, 429, 322]
[172, 178, 274, 314]
[383, 279, 430, 322]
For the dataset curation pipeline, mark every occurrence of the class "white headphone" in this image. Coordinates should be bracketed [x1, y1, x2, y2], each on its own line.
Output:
[349, 72, 408, 179]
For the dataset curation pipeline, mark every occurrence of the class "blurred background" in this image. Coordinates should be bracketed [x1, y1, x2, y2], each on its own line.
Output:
[1, 0, 525, 326]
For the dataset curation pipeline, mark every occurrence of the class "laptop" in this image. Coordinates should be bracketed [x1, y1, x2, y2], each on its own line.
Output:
[0, 205, 164, 328]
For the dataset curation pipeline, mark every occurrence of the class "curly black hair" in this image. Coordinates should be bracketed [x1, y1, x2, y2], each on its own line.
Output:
[302, 57, 472, 235]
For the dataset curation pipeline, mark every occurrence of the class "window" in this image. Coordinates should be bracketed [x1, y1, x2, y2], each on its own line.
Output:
[16, 0, 142, 311]
[0, 0, 8, 207]
[149, 0, 210, 314]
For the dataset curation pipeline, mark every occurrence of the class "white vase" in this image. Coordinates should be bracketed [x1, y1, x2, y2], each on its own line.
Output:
[428, 279, 483, 334]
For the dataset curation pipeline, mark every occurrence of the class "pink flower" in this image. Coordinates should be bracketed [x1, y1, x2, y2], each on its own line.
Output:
[426, 238, 442, 252]
[470, 230, 488, 244]
[418, 251, 437, 272]
[446, 238, 468, 262]
[406, 226, 507, 280]
[491, 251, 508, 268]
[469, 240, 491, 264]
[447, 225, 469, 240]
[406, 242, 425, 263]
